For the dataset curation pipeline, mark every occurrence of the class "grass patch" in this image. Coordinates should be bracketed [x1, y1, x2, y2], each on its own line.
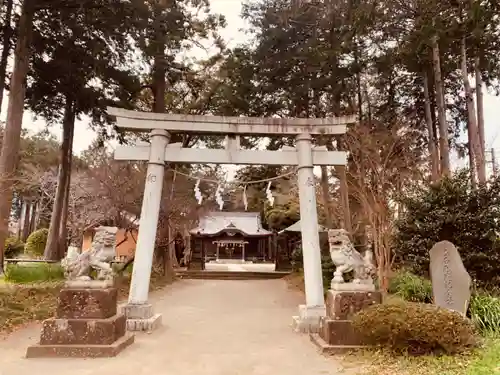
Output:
[4, 263, 65, 284]
[469, 294, 500, 335]
[467, 336, 500, 375]
[388, 270, 433, 303]
[349, 336, 500, 375]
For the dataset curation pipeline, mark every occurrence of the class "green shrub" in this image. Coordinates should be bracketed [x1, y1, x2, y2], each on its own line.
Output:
[469, 293, 500, 334]
[352, 300, 478, 355]
[4, 263, 64, 284]
[24, 228, 48, 257]
[388, 271, 433, 303]
[4, 237, 25, 258]
[394, 170, 500, 288]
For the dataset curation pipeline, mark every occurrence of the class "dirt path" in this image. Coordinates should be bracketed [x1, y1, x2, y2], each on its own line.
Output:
[0, 279, 356, 375]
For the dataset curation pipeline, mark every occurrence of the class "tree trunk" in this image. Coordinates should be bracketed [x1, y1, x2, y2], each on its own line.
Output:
[152, 2, 172, 279]
[423, 72, 440, 181]
[353, 39, 363, 121]
[17, 199, 25, 239]
[319, 137, 334, 228]
[475, 57, 486, 175]
[21, 199, 31, 241]
[33, 200, 41, 231]
[336, 165, 352, 234]
[320, 165, 333, 228]
[43, 97, 75, 260]
[460, 37, 485, 184]
[0, 0, 14, 113]
[428, 74, 440, 163]
[29, 199, 37, 232]
[167, 224, 178, 267]
[57, 119, 74, 258]
[431, 35, 450, 177]
[0, 0, 35, 274]
[164, 170, 176, 281]
[57, 174, 71, 258]
[182, 225, 190, 266]
[152, 32, 166, 114]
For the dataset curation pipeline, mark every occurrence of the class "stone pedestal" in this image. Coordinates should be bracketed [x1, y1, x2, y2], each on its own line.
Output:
[121, 303, 162, 332]
[26, 287, 134, 358]
[292, 304, 326, 333]
[310, 289, 382, 353]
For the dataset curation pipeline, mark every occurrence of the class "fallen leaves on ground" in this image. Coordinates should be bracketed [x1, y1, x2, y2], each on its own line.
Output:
[0, 282, 62, 334]
[342, 343, 500, 375]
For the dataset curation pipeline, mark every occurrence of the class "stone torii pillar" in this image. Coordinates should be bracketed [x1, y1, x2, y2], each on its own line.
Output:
[292, 133, 326, 331]
[121, 129, 169, 331]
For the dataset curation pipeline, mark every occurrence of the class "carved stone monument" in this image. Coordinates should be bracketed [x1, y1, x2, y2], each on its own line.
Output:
[26, 226, 134, 358]
[310, 229, 382, 352]
[429, 240, 471, 316]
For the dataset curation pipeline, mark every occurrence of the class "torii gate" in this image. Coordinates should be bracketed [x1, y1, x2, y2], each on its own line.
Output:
[108, 107, 354, 332]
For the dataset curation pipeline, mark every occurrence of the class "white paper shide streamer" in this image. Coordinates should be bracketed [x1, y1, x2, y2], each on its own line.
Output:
[191, 173, 290, 209]
[243, 185, 248, 211]
[194, 179, 203, 204]
[215, 184, 224, 210]
[266, 181, 275, 206]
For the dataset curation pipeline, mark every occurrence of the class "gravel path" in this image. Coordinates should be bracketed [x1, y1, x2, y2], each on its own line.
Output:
[0, 279, 355, 375]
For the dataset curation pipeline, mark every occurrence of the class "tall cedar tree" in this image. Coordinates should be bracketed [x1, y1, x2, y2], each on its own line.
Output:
[0, 0, 35, 273]
[26, 0, 141, 260]
[130, 0, 224, 277]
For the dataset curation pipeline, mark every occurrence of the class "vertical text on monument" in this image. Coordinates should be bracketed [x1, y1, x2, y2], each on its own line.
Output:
[429, 240, 471, 315]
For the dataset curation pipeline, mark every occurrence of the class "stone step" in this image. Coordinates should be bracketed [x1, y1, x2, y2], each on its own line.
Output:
[39, 314, 126, 346]
[26, 333, 134, 358]
[177, 271, 290, 280]
[57, 287, 117, 319]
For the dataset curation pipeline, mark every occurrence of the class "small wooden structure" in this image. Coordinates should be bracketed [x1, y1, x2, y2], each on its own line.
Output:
[82, 226, 138, 261]
[188, 212, 273, 270]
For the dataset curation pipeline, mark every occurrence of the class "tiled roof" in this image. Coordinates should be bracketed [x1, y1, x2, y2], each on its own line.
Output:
[278, 220, 328, 233]
[190, 211, 272, 236]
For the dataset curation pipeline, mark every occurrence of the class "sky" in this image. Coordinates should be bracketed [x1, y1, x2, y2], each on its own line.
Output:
[2, 0, 500, 170]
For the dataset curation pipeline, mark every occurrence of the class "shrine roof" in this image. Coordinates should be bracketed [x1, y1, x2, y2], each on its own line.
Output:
[190, 212, 272, 237]
[278, 220, 329, 234]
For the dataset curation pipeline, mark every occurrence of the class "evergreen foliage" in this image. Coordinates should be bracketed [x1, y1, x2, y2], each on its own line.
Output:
[394, 171, 500, 288]
[352, 300, 478, 355]
[24, 228, 49, 257]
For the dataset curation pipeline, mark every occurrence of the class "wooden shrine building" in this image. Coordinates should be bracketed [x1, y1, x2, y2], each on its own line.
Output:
[188, 212, 273, 270]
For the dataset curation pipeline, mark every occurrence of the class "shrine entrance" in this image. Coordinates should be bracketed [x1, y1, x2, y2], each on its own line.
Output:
[189, 211, 273, 269]
[108, 107, 353, 331]
[213, 240, 247, 261]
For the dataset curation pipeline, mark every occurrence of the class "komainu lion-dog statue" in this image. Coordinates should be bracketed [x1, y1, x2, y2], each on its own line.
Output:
[62, 226, 118, 281]
[328, 228, 375, 290]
